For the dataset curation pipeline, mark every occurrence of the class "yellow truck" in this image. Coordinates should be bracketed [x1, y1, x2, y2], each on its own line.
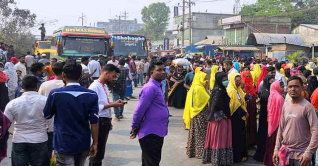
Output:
[34, 40, 51, 56]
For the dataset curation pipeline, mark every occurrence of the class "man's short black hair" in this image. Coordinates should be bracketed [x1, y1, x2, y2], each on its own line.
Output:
[22, 76, 39, 91]
[267, 66, 276, 72]
[30, 62, 44, 74]
[211, 59, 216, 64]
[149, 60, 164, 73]
[206, 60, 212, 65]
[303, 70, 312, 78]
[288, 75, 303, 86]
[313, 68, 318, 76]
[275, 62, 282, 70]
[224, 60, 233, 66]
[119, 59, 126, 66]
[81, 57, 89, 63]
[27, 51, 31, 55]
[102, 64, 120, 73]
[63, 62, 82, 81]
[51, 58, 57, 62]
[159, 57, 167, 63]
[53, 62, 65, 76]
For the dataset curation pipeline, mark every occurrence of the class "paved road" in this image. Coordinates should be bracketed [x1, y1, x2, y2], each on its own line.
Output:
[2, 87, 263, 166]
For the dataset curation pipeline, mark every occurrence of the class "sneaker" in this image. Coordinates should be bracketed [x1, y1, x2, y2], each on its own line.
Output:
[119, 115, 124, 119]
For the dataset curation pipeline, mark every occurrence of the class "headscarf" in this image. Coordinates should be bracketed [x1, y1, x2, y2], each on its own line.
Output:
[234, 62, 240, 72]
[256, 66, 267, 92]
[0, 63, 8, 83]
[183, 70, 210, 129]
[308, 76, 318, 98]
[208, 72, 230, 120]
[241, 71, 256, 96]
[267, 80, 284, 137]
[251, 64, 261, 85]
[173, 65, 187, 81]
[209, 65, 219, 89]
[0, 110, 10, 139]
[10, 57, 18, 65]
[227, 72, 247, 116]
[4, 62, 18, 97]
[311, 88, 318, 110]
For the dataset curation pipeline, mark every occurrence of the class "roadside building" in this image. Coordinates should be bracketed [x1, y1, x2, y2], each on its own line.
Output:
[293, 24, 318, 45]
[172, 12, 236, 47]
[221, 15, 292, 45]
[247, 33, 310, 60]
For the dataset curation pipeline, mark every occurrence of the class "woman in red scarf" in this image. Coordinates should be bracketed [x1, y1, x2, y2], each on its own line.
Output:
[0, 62, 9, 112]
[256, 66, 267, 93]
[241, 71, 257, 147]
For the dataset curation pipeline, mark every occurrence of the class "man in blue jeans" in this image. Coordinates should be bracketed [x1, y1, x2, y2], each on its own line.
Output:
[113, 59, 130, 121]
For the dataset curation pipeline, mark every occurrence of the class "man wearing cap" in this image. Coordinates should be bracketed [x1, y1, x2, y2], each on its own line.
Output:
[38, 54, 50, 65]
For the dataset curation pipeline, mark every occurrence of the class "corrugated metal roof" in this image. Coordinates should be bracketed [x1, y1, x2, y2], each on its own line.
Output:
[302, 24, 318, 30]
[249, 33, 305, 46]
[195, 36, 225, 45]
[218, 46, 260, 51]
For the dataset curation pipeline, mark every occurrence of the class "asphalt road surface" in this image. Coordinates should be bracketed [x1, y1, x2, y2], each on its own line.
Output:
[2, 87, 263, 166]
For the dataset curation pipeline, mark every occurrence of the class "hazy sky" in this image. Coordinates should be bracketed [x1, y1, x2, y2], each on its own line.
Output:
[15, 0, 256, 35]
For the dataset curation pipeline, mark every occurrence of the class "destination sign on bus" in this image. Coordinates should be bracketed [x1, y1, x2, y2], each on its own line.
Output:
[112, 36, 145, 42]
[112, 35, 145, 47]
[64, 28, 106, 34]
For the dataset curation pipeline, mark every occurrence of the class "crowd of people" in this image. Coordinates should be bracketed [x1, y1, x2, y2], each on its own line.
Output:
[176, 56, 318, 166]
[1, 49, 318, 166]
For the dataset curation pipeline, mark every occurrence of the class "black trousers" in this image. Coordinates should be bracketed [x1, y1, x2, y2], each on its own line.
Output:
[89, 117, 112, 166]
[139, 134, 164, 166]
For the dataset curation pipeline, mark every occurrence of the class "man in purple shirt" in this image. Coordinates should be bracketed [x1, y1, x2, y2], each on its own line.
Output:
[131, 60, 169, 166]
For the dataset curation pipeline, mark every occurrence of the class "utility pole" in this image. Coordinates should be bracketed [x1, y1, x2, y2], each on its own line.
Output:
[189, 0, 192, 46]
[116, 14, 122, 33]
[79, 13, 86, 26]
[122, 11, 129, 33]
[182, 0, 185, 53]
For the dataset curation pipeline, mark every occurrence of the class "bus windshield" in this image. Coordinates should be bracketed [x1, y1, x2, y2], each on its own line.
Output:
[64, 37, 106, 55]
[112, 35, 146, 56]
[39, 42, 51, 49]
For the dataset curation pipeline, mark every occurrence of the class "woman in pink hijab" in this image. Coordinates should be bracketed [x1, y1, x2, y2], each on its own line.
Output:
[263, 80, 285, 166]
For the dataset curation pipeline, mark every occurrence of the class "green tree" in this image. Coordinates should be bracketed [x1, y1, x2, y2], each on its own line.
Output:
[0, 0, 36, 55]
[141, 2, 170, 40]
[240, 0, 318, 28]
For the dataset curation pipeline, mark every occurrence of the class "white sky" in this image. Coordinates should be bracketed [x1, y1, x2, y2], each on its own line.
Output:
[15, 0, 256, 35]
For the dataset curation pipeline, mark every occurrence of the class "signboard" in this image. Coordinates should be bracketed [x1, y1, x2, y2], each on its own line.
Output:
[221, 15, 242, 25]
[112, 35, 145, 47]
[63, 27, 106, 34]
[174, 7, 179, 17]
[164, 38, 170, 50]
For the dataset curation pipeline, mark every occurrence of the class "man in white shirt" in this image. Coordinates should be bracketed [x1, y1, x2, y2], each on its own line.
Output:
[38, 62, 65, 159]
[223, 60, 238, 80]
[25, 51, 35, 73]
[88, 64, 124, 166]
[15, 55, 27, 78]
[4, 75, 49, 165]
[107, 56, 119, 66]
[88, 56, 102, 80]
[275, 62, 287, 90]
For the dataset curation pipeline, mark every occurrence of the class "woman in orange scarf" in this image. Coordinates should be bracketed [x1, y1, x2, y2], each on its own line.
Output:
[241, 71, 257, 147]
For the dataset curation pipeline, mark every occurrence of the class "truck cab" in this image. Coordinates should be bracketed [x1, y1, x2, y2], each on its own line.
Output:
[34, 41, 51, 56]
